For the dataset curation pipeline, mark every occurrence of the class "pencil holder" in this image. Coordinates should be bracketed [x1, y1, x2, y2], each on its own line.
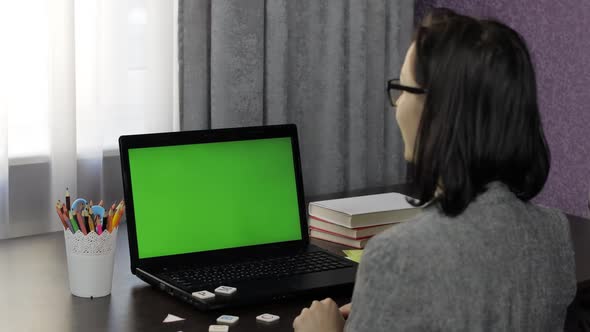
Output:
[63, 228, 118, 298]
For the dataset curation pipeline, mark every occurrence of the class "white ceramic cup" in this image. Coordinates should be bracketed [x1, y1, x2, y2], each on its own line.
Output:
[64, 228, 118, 298]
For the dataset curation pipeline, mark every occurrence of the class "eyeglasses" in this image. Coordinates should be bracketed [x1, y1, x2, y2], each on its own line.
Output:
[387, 78, 427, 107]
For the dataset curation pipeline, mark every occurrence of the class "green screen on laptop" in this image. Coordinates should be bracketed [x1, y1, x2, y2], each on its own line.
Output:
[128, 137, 303, 259]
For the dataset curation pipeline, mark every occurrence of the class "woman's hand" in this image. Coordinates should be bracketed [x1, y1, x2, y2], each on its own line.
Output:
[339, 302, 352, 319]
[293, 298, 345, 332]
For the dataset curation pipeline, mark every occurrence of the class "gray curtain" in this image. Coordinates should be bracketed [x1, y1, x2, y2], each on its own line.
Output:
[179, 0, 414, 196]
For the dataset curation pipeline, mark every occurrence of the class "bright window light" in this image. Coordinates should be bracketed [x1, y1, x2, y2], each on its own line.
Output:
[1, 1, 50, 160]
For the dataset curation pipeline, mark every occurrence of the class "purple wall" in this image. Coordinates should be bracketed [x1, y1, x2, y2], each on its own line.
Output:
[415, 0, 590, 217]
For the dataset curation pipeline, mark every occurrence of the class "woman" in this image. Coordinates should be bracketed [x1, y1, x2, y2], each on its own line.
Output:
[293, 8, 576, 331]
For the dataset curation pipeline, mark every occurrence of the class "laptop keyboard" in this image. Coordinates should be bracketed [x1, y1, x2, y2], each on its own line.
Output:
[159, 251, 354, 290]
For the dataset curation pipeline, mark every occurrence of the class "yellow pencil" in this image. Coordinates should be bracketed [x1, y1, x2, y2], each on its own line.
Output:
[107, 207, 114, 232]
[86, 208, 94, 233]
[113, 205, 125, 229]
[111, 202, 123, 231]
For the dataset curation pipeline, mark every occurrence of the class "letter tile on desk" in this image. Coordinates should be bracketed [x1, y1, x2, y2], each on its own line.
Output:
[192, 290, 215, 300]
[256, 313, 280, 323]
[215, 285, 237, 295]
[216, 315, 239, 325]
[209, 325, 229, 332]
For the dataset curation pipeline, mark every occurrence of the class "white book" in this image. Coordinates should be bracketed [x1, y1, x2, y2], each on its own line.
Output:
[308, 192, 421, 228]
[310, 229, 370, 249]
[308, 216, 395, 239]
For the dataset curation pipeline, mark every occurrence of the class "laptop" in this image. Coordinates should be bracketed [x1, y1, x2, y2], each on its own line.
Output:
[118, 124, 358, 310]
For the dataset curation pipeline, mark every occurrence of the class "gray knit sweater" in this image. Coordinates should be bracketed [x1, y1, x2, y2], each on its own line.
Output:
[345, 182, 576, 331]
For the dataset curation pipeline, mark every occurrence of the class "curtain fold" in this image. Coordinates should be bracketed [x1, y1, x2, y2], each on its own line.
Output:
[211, 0, 265, 127]
[180, 0, 414, 196]
[0, 88, 7, 226]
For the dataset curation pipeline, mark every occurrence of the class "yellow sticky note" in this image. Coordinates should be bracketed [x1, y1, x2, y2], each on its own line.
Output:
[343, 249, 363, 263]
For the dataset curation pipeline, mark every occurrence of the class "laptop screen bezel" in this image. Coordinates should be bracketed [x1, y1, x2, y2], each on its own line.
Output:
[118, 124, 310, 273]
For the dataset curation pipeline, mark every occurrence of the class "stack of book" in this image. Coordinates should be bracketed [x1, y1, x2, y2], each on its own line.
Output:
[308, 192, 422, 248]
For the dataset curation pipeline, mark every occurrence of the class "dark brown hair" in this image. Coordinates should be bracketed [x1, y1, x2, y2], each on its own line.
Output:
[408, 8, 550, 216]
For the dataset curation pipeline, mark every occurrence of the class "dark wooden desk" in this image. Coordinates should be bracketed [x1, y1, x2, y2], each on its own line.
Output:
[0, 224, 353, 332]
[1, 190, 589, 331]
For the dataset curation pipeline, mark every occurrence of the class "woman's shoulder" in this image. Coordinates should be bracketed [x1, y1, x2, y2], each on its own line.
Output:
[364, 182, 571, 262]
[368, 201, 451, 247]
[362, 208, 442, 261]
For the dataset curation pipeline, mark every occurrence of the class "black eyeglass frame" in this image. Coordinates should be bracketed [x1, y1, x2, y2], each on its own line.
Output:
[387, 78, 427, 107]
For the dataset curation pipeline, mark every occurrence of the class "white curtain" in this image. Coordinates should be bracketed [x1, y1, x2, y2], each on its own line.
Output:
[0, 0, 178, 239]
